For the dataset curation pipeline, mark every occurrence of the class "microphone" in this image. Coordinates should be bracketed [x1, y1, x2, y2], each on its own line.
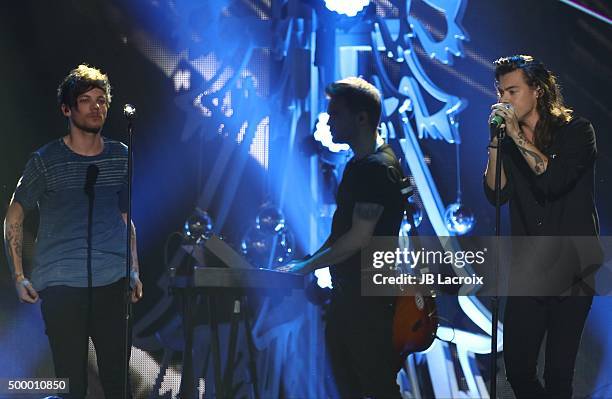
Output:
[490, 121, 505, 141]
[123, 104, 136, 120]
[490, 115, 504, 129]
[489, 103, 512, 140]
[84, 164, 99, 196]
[490, 115, 505, 141]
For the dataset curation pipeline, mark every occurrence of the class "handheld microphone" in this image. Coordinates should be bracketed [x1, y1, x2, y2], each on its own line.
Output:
[489, 103, 512, 140]
[490, 115, 504, 129]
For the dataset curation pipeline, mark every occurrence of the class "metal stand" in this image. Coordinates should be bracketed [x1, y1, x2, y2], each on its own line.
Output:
[177, 285, 194, 398]
[490, 127, 505, 399]
[177, 286, 260, 399]
[123, 104, 136, 399]
[85, 164, 98, 393]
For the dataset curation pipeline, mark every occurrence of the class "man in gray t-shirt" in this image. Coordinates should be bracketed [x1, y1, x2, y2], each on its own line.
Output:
[3, 64, 143, 399]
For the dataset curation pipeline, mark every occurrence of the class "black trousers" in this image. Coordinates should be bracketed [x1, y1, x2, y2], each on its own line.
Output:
[39, 278, 132, 399]
[503, 296, 592, 399]
[325, 292, 401, 399]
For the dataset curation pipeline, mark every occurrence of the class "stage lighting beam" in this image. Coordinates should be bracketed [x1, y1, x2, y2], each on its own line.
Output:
[324, 0, 370, 17]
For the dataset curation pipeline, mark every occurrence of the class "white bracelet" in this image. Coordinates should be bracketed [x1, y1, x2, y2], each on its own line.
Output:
[130, 270, 139, 280]
[20, 279, 32, 288]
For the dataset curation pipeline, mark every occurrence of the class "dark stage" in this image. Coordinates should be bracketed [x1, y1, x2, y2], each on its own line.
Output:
[1, 0, 611, 398]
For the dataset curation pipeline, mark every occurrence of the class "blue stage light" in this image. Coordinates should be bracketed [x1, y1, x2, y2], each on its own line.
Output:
[324, 0, 370, 17]
[315, 267, 333, 288]
[313, 113, 350, 153]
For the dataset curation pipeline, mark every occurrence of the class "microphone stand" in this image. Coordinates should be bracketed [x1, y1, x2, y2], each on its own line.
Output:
[84, 164, 98, 393]
[123, 104, 136, 399]
[490, 125, 505, 399]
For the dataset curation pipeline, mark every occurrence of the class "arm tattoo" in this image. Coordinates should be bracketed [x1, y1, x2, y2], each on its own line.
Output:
[516, 132, 547, 175]
[5, 222, 24, 274]
[354, 202, 384, 221]
[129, 222, 139, 271]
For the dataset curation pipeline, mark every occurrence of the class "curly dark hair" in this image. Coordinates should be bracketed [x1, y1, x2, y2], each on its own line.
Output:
[494, 55, 572, 150]
[57, 64, 112, 109]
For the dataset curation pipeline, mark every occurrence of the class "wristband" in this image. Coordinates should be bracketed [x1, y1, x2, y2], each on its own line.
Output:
[130, 270, 139, 280]
[488, 144, 498, 149]
[20, 279, 32, 288]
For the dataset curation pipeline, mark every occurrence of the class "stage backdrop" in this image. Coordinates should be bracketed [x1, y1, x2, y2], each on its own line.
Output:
[1, 0, 611, 398]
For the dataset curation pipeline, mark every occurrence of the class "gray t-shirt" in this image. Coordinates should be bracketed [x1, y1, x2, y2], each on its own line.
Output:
[13, 137, 128, 291]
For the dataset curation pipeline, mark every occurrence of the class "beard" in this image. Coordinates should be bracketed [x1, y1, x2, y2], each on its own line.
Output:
[73, 118, 104, 134]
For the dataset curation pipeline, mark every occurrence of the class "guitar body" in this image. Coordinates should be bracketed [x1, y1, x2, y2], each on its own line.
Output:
[391, 182, 438, 358]
[392, 293, 438, 357]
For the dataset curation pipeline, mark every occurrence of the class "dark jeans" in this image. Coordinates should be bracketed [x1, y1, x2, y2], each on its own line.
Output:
[325, 292, 401, 399]
[39, 278, 132, 399]
[503, 296, 592, 399]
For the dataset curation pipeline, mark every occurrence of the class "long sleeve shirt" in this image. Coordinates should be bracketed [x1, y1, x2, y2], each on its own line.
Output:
[484, 116, 598, 237]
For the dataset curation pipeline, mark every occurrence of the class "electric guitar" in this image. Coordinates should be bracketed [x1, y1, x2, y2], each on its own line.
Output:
[391, 173, 438, 358]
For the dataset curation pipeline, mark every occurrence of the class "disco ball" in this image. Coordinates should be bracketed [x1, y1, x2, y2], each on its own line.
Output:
[183, 209, 213, 243]
[399, 197, 423, 235]
[444, 202, 475, 235]
[255, 203, 286, 233]
[241, 227, 295, 269]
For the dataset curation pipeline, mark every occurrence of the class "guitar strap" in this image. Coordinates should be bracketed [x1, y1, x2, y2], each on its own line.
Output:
[385, 157, 426, 278]
[384, 158, 418, 231]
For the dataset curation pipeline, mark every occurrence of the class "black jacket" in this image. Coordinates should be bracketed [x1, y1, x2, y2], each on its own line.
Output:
[483, 116, 601, 295]
[484, 116, 599, 236]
